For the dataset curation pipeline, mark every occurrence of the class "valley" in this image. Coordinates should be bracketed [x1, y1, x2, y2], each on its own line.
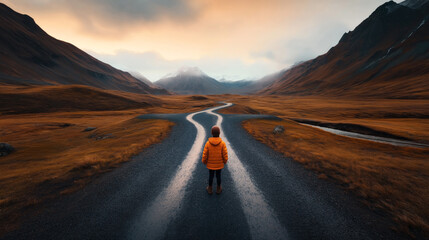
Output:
[0, 0, 428, 239]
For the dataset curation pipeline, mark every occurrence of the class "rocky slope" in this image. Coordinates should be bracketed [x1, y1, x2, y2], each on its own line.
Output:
[259, 0, 429, 98]
[0, 3, 168, 94]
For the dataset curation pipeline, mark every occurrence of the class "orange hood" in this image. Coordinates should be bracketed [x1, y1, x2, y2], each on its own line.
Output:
[208, 137, 222, 146]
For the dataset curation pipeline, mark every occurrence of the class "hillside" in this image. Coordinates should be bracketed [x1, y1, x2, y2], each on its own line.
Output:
[259, 0, 429, 99]
[155, 67, 227, 95]
[0, 3, 168, 94]
[0, 85, 157, 114]
[155, 67, 275, 95]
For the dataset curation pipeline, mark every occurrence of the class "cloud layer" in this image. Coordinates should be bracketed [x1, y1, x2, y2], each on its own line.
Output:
[2, 0, 388, 80]
[91, 50, 278, 81]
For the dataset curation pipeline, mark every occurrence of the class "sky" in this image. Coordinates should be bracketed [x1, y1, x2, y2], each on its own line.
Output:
[2, 0, 388, 81]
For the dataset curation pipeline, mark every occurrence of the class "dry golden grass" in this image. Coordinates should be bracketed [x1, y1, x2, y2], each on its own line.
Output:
[217, 95, 429, 143]
[2, 87, 428, 236]
[243, 119, 429, 236]
[0, 112, 173, 233]
[216, 103, 261, 115]
[0, 86, 221, 235]
[228, 95, 429, 237]
[0, 84, 220, 114]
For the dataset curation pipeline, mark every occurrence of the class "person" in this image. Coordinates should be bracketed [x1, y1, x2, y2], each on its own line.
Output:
[202, 126, 228, 195]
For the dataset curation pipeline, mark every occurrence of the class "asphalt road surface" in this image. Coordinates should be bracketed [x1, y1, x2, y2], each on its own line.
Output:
[2, 103, 408, 240]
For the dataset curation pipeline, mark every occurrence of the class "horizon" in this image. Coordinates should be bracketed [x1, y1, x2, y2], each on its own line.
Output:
[2, 0, 388, 81]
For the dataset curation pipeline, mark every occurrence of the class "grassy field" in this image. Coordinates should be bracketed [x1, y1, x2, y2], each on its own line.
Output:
[217, 95, 429, 237]
[0, 85, 219, 235]
[0, 112, 173, 233]
[1, 87, 428, 236]
[217, 96, 429, 143]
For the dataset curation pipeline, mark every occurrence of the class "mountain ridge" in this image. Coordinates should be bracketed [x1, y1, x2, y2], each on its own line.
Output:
[155, 67, 276, 95]
[259, 0, 429, 98]
[400, 0, 429, 9]
[155, 68, 228, 95]
[0, 3, 168, 95]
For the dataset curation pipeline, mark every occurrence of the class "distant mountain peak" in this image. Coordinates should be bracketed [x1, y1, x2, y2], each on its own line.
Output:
[154, 67, 269, 95]
[385, 1, 401, 13]
[163, 66, 207, 79]
[400, 0, 429, 9]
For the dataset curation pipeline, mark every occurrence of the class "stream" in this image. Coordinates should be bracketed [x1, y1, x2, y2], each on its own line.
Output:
[301, 123, 428, 148]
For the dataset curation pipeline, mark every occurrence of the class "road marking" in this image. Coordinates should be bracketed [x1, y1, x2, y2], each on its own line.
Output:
[129, 104, 232, 240]
[207, 103, 288, 240]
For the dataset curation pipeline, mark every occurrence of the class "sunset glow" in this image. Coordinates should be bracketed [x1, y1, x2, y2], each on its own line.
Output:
[2, 0, 387, 80]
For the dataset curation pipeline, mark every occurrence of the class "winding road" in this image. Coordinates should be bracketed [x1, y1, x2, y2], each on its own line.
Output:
[2, 103, 406, 240]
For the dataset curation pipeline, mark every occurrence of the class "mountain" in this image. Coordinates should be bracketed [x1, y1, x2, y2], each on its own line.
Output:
[242, 70, 285, 93]
[155, 67, 227, 95]
[0, 85, 158, 114]
[259, 0, 429, 99]
[129, 71, 164, 90]
[400, 0, 429, 8]
[0, 3, 168, 95]
[155, 67, 277, 95]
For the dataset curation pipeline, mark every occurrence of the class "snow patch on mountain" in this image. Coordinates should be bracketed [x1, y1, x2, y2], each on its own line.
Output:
[386, 3, 400, 13]
[162, 66, 207, 79]
[401, 19, 426, 43]
[400, 0, 429, 9]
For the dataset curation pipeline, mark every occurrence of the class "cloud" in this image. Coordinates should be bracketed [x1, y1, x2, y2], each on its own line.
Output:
[2, 0, 389, 79]
[4, 0, 198, 36]
[90, 50, 279, 81]
[10, 0, 197, 21]
[252, 20, 350, 66]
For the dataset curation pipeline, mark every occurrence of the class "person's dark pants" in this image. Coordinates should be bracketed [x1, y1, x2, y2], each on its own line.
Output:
[208, 169, 222, 187]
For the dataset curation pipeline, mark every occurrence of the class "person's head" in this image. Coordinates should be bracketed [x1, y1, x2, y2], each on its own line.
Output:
[211, 126, 220, 137]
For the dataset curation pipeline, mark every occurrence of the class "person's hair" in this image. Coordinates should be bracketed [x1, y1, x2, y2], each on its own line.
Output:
[211, 126, 220, 137]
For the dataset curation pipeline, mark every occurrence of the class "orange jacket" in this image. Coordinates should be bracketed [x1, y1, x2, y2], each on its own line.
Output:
[202, 137, 228, 170]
